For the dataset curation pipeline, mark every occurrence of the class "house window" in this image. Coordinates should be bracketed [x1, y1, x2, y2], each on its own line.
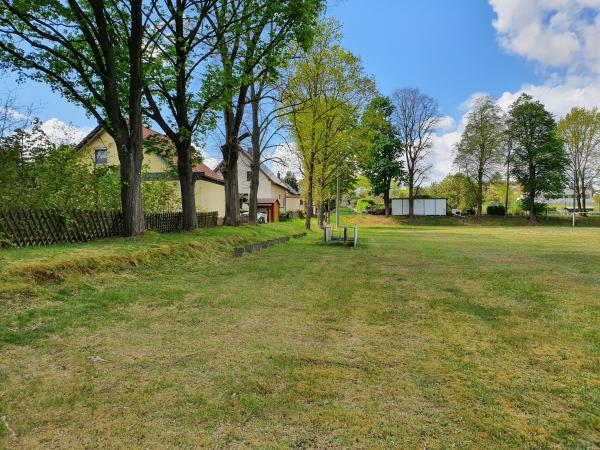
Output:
[246, 171, 252, 181]
[300, 199, 304, 205]
[95, 148, 108, 166]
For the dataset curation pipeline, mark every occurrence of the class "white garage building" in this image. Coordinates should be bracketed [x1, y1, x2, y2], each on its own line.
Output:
[391, 198, 447, 216]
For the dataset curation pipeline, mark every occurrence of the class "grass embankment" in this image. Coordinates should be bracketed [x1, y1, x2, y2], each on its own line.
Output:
[1, 217, 599, 448]
[0, 221, 306, 285]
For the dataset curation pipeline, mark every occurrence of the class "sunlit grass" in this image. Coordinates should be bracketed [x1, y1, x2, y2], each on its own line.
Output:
[0, 218, 598, 448]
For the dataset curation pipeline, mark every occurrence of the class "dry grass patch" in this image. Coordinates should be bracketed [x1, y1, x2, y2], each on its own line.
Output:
[0, 220, 599, 448]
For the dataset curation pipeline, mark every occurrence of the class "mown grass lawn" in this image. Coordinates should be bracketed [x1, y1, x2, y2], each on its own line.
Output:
[0, 217, 599, 448]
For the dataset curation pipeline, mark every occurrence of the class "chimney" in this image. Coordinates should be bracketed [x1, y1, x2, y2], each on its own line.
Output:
[277, 171, 281, 179]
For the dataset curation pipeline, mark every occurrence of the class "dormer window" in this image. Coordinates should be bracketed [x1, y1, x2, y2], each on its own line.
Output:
[95, 148, 108, 166]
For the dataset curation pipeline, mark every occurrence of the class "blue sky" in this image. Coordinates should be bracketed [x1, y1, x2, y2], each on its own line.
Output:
[3, 0, 600, 179]
[328, 0, 542, 118]
[3, 0, 539, 126]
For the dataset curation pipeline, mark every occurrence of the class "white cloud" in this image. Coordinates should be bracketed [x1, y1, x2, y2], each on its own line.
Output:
[428, 1, 600, 183]
[271, 143, 303, 179]
[428, 130, 461, 182]
[490, 0, 600, 118]
[489, 0, 600, 71]
[37, 118, 91, 145]
[436, 115, 455, 131]
[202, 155, 220, 169]
[0, 107, 28, 122]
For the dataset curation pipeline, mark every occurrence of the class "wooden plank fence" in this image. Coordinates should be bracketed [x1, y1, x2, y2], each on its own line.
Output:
[0, 209, 218, 248]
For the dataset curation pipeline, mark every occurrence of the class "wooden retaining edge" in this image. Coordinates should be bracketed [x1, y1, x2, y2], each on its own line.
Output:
[233, 232, 306, 257]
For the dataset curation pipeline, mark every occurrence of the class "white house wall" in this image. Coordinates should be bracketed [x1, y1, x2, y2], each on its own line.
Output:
[236, 155, 271, 199]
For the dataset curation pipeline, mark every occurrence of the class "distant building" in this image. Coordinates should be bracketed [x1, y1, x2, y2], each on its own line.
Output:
[391, 198, 447, 216]
[215, 149, 300, 221]
[543, 188, 596, 212]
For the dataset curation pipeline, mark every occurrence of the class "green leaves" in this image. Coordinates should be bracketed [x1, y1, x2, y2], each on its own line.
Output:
[508, 94, 568, 216]
[359, 96, 404, 198]
[283, 18, 375, 205]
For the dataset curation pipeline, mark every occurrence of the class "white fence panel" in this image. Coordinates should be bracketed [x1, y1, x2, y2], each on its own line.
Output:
[391, 198, 447, 216]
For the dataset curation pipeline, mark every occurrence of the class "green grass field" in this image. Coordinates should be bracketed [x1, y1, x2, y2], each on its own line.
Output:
[1, 217, 599, 448]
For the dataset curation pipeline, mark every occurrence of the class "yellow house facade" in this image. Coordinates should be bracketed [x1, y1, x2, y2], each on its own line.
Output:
[77, 126, 226, 217]
[286, 194, 302, 212]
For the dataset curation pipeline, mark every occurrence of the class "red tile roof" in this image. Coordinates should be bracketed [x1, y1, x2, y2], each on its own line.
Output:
[171, 156, 223, 182]
[142, 127, 160, 139]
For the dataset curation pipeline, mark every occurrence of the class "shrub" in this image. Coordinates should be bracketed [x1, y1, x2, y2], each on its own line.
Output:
[365, 205, 385, 215]
[487, 204, 506, 216]
[356, 198, 377, 213]
[519, 198, 547, 216]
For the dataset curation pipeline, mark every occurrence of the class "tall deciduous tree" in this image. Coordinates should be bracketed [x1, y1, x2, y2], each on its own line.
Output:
[245, 59, 295, 226]
[143, 0, 225, 230]
[454, 95, 504, 219]
[556, 107, 600, 214]
[359, 96, 404, 216]
[391, 88, 440, 218]
[0, 0, 149, 235]
[428, 173, 477, 212]
[211, 0, 322, 226]
[282, 170, 298, 191]
[507, 94, 568, 222]
[283, 20, 374, 229]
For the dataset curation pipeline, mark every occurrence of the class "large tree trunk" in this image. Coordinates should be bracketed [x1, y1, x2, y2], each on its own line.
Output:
[249, 86, 261, 226]
[121, 0, 144, 236]
[384, 178, 391, 216]
[529, 189, 536, 222]
[408, 182, 414, 218]
[581, 183, 588, 217]
[176, 140, 197, 230]
[317, 203, 326, 229]
[117, 138, 145, 236]
[249, 160, 260, 226]
[476, 175, 483, 220]
[221, 142, 240, 226]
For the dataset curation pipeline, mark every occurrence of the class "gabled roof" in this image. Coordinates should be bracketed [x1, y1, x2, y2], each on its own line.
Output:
[257, 198, 280, 205]
[75, 124, 104, 151]
[76, 124, 223, 184]
[215, 149, 300, 195]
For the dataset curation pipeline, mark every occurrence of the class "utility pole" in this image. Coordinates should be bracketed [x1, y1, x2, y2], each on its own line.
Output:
[336, 171, 340, 229]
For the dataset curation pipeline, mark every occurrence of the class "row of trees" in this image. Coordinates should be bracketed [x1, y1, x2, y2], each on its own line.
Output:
[282, 20, 374, 229]
[454, 93, 599, 221]
[0, 0, 324, 234]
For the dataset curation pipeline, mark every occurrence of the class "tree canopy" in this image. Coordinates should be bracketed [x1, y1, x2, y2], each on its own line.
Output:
[454, 95, 504, 218]
[283, 18, 375, 228]
[359, 95, 404, 216]
[556, 107, 600, 213]
[507, 94, 568, 221]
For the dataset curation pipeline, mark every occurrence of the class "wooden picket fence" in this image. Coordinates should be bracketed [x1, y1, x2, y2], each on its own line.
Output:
[0, 209, 218, 248]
